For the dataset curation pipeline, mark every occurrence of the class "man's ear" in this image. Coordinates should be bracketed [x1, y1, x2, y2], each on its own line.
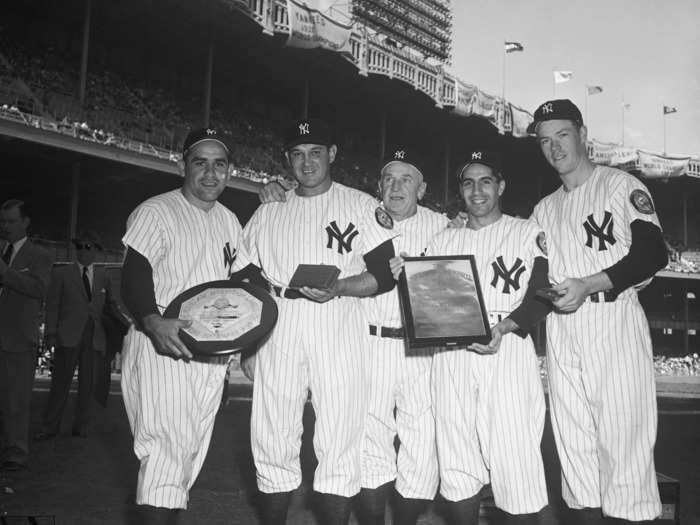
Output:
[417, 181, 427, 201]
[328, 144, 338, 163]
[177, 158, 186, 177]
[498, 179, 506, 197]
[579, 124, 588, 145]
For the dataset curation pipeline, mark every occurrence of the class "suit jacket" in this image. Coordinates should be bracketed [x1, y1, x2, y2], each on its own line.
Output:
[0, 239, 53, 353]
[44, 263, 123, 353]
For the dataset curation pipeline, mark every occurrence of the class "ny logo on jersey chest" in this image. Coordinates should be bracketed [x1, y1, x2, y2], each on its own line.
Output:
[491, 256, 526, 294]
[583, 211, 616, 251]
[326, 221, 358, 254]
[223, 242, 237, 276]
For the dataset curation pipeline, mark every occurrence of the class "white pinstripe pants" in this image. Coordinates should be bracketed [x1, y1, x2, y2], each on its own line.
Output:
[547, 299, 661, 520]
[360, 335, 439, 499]
[121, 329, 228, 509]
[432, 335, 548, 514]
[251, 297, 368, 497]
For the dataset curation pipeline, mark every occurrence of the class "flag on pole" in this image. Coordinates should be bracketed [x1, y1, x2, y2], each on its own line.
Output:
[587, 85, 603, 95]
[553, 70, 573, 83]
[504, 41, 524, 53]
[623, 103, 631, 109]
[663, 105, 677, 115]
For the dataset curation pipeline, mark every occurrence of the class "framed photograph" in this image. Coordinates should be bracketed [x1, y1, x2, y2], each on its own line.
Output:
[398, 255, 490, 348]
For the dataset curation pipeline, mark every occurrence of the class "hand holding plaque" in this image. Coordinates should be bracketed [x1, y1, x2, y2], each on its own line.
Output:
[163, 280, 278, 358]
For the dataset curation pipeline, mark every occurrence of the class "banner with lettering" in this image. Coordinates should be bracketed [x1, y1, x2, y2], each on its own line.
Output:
[452, 80, 478, 117]
[589, 140, 619, 165]
[286, 0, 352, 54]
[638, 151, 690, 178]
[473, 89, 498, 124]
[510, 105, 532, 137]
[609, 146, 638, 167]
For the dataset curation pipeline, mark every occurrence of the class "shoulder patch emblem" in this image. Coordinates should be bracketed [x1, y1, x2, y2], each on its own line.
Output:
[536, 232, 548, 255]
[375, 206, 394, 229]
[629, 189, 655, 215]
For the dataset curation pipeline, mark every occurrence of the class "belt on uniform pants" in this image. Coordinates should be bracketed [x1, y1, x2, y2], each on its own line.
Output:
[368, 325, 405, 339]
[588, 290, 617, 303]
[271, 285, 305, 300]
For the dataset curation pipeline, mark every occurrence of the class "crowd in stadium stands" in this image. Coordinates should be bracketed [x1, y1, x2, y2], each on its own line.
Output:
[0, 32, 450, 207]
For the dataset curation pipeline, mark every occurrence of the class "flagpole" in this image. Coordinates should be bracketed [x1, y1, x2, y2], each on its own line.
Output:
[585, 87, 589, 125]
[501, 40, 506, 133]
[621, 92, 625, 146]
[663, 108, 667, 155]
[552, 70, 555, 98]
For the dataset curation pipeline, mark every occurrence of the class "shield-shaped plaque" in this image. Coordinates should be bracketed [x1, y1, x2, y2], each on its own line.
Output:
[163, 281, 278, 356]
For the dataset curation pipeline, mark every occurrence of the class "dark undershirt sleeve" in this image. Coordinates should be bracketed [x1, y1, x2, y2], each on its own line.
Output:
[363, 239, 396, 295]
[121, 247, 159, 324]
[603, 220, 668, 295]
[507, 256, 553, 338]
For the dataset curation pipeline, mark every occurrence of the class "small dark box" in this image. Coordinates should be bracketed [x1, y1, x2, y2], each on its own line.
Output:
[288, 264, 340, 290]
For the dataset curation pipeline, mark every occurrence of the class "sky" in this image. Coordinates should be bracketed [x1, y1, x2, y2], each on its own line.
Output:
[449, 0, 700, 158]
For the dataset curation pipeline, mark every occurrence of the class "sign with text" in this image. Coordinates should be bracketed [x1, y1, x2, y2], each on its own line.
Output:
[638, 151, 690, 178]
[286, 0, 352, 54]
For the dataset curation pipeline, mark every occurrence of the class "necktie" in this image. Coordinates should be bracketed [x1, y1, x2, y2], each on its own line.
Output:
[2, 243, 12, 265]
[82, 266, 92, 301]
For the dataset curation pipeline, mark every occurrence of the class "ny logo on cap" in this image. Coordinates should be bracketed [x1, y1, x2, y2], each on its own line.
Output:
[471, 151, 482, 160]
[299, 122, 310, 135]
[206, 129, 216, 135]
[541, 103, 554, 115]
[394, 150, 405, 160]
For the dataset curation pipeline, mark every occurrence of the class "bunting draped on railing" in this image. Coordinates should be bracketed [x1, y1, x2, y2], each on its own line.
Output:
[229, 0, 534, 136]
[587, 140, 699, 179]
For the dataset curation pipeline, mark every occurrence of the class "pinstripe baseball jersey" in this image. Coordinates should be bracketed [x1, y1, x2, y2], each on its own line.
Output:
[361, 205, 447, 499]
[243, 181, 395, 498]
[123, 189, 250, 311]
[532, 166, 662, 520]
[425, 214, 548, 513]
[243, 182, 393, 284]
[426, 215, 544, 317]
[121, 188, 249, 509]
[365, 205, 449, 327]
[532, 166, 661, 286]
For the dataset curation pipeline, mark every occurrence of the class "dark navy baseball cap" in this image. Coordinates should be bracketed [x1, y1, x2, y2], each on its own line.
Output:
[457, 150, 503, 181]
[380, 146, 424, 177]
[284, 118, 333, 150]
[182, 128, 230, 157]
[527, 99, 584, 134]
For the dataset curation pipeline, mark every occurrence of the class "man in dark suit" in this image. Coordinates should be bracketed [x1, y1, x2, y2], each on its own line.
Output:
[37, 230, 125, 439]
[0, 199, 53, 471]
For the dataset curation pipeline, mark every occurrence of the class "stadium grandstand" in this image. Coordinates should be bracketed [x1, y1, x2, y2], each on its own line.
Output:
[352, 0, 453, 63]
[0, 1, 697, 346]
[0, 0, 696, 356]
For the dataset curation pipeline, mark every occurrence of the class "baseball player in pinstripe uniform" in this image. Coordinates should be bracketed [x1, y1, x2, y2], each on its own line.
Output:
[120, 128, 257, 525]
[354, 147, 447, 525]
[529, 99, 667, 524]
[242, 118, 396, 525]
[392, 149, 552, 525]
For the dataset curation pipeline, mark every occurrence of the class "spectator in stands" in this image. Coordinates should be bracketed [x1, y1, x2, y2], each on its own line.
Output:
[36, 230, 127, 440]
[0, 199, 53, 471]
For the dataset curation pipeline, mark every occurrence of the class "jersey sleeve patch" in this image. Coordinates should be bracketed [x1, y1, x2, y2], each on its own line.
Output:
[375, 206, 394, 229]
[536, 231, 548, 255]
[629, 189, 655, 215]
